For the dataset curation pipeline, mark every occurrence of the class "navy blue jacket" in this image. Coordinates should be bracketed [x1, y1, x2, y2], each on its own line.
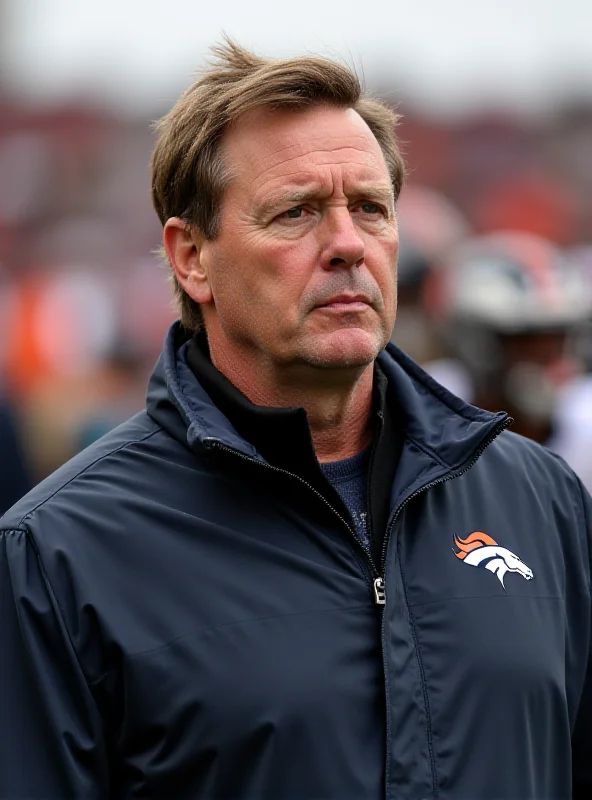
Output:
[1, 322, 591, 799]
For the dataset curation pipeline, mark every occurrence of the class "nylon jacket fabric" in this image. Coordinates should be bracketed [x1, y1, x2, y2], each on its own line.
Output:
[1, 321, 591, 800]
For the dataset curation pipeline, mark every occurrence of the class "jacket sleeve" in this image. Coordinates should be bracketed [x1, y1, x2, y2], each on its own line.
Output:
[572, 480, 592, 798]
[0, 527, 109, 799]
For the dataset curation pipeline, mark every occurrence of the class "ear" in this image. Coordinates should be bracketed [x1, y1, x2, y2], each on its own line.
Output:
[163, 217, 213, 305]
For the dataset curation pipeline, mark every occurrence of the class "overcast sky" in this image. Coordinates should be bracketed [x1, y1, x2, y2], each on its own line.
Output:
[2, 0, 591, 116]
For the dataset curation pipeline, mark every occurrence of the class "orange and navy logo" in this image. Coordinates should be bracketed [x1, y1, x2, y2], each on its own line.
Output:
[453, 531, 534, 590]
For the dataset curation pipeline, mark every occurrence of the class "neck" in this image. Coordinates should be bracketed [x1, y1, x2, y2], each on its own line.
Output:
[208, 341, 375, 464]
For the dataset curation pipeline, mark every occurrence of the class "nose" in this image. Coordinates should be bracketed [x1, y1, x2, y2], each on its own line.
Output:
[320, 208, 365, 271]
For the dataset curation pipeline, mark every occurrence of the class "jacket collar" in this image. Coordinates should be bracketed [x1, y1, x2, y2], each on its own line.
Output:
[185, 331, 316, 474]
[147, 322, 509, 493]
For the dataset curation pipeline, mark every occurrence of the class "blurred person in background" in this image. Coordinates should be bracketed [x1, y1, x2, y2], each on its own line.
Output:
[0, 102, 170, 481]
[548, 245, 592, 492]
[391, 183, 475, 399]
[2, 40, 592, 800]
[425, 231, 592, 445]
[392, 201, 592, 493]
[74, 342, 150, 450]
[0, 395, 32, 514]
[0, 274, 32, 513]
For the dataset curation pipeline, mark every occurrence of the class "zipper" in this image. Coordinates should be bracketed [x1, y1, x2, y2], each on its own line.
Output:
[209, 415, 510, 800]
[377, 414, 511, 797]
[373, 577, 386, 604]
[374, 414, 512, 605]
[204, 439, 379, 595]
[206, 414, 511, 607]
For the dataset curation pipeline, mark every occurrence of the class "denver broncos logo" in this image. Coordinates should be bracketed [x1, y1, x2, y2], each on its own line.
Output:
[453, 531, 534, 590]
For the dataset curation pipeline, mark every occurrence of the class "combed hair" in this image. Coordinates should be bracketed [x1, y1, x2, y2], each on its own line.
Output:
[151, 38, 406, 331]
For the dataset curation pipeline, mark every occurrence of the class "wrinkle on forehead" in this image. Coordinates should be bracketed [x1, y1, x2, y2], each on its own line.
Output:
[248, 147, 384, 194]
[252, 166, 392, 198]
[247, 134, 380, 173]
[250, 165, 394, 221]
[221, 106, 391, 208]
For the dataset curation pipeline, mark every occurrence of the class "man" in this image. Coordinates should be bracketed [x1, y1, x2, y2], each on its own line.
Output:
[1, 40, 591, 799]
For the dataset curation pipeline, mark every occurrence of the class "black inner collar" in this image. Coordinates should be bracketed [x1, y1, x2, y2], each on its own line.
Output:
[187, 333, 323, 483]
[186, 332, 403, 561]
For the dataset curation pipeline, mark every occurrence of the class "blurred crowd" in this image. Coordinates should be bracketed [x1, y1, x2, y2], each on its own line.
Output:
[1, 92, 592, 512]
[392, 104, 592, 493]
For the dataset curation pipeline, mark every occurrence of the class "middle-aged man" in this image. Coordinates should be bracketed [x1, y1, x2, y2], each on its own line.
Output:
[1, 40, 592, 800]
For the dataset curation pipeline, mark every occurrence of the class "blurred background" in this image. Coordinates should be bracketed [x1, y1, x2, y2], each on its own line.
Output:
[1, 0, 591, 512]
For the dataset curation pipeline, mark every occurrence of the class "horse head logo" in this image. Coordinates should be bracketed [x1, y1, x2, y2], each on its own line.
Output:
[453, 531, 534, 590]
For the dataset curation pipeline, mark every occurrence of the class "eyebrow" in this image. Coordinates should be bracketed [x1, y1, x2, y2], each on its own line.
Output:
[254, 183, 395, 220]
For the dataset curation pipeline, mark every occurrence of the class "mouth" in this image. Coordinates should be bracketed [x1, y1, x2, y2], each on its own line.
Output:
[316, 295, 371, 311]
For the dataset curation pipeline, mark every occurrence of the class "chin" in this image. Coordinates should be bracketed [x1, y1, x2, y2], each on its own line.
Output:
[301, 329, 385, 370]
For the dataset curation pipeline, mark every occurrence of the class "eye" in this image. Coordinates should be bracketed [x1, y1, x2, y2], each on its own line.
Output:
[281, 206, 304, 219]
[272, 205, 314, 229]
[359, 201, 384, 215]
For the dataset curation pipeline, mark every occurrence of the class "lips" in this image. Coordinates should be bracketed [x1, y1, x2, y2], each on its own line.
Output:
[317, 295, 371, 308]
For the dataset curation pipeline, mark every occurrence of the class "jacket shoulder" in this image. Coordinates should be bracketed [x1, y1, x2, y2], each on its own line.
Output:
[486, 429, 590, 523]
[492, 428, 579, 478]
[0, 411, 169, 531]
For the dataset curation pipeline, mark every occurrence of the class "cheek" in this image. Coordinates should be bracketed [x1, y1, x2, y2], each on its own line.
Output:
[368, 236, 398, 285]
[382, 229, 399, 266]
[245, 239, 318, 301]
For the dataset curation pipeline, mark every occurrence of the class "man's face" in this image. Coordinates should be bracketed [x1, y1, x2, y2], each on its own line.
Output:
[198, 105, 399, 377]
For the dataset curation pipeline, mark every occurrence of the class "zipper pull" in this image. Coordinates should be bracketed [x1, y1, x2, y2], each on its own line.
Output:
[373, 577, 386, 605]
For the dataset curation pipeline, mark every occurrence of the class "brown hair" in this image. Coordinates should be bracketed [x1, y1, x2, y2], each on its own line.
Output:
[151, 38, 406, 331]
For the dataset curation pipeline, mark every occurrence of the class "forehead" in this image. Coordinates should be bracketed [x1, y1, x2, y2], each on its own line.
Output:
[221, 106, 390, 194]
